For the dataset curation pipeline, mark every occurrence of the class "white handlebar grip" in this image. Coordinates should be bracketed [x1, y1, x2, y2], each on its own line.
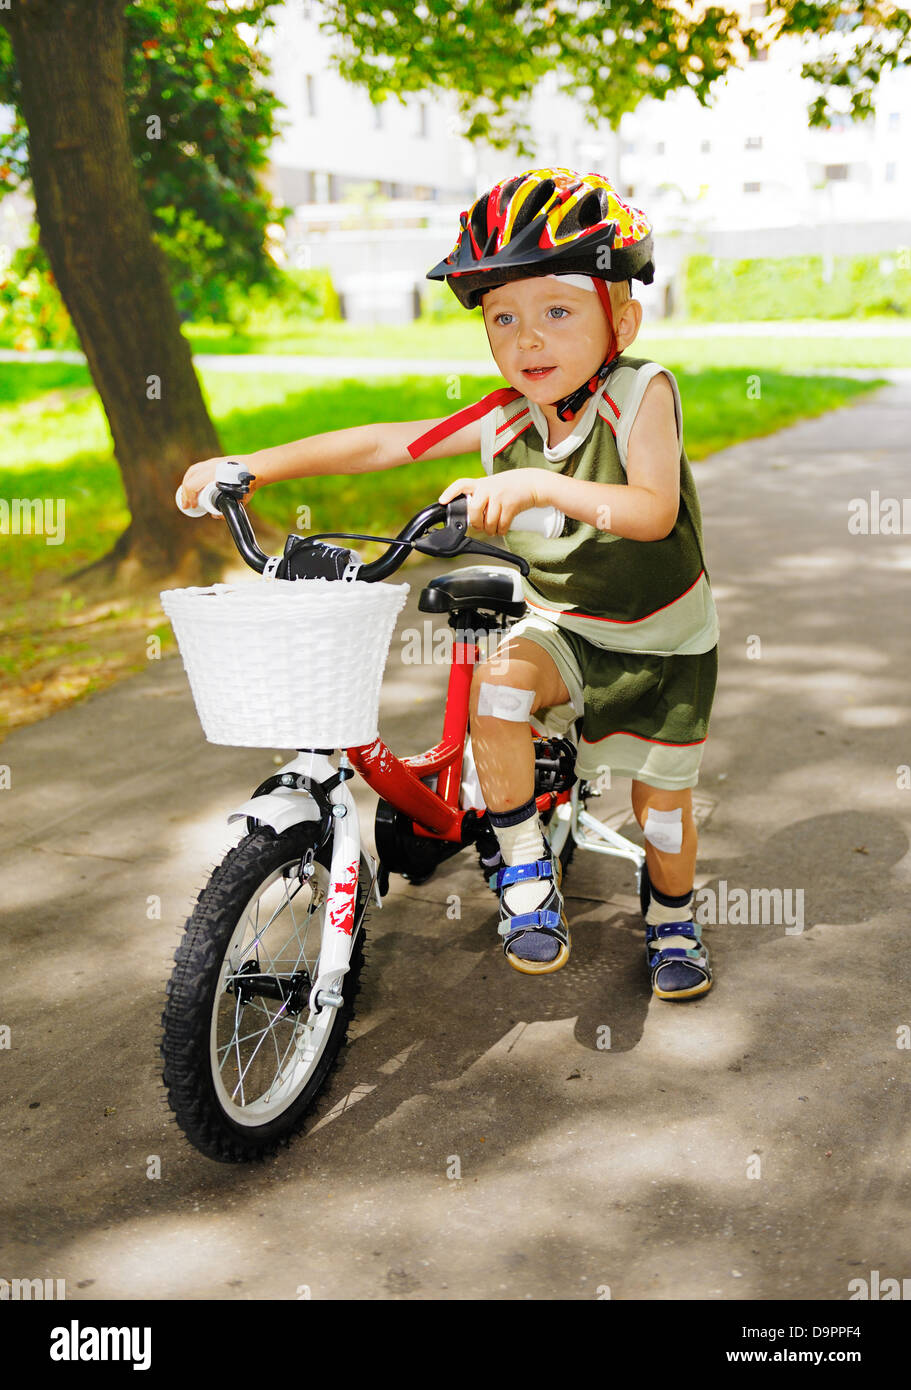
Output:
[508, 505, 565, 539]
[175, 481, 221, 518]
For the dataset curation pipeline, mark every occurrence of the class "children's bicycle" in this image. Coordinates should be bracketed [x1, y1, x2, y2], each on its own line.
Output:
[159, 462, 646, 1163]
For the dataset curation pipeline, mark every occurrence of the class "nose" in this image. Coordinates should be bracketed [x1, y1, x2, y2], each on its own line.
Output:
[515, 318, 544, 352]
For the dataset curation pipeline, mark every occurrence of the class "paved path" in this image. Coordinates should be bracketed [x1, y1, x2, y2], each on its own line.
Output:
[2, 382, 910, 1301]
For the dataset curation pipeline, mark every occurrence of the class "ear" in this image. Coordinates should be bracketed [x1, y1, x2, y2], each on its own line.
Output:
[615, 297, 643, 352]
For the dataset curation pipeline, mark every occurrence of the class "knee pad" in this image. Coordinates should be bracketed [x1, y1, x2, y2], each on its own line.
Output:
[643, 807, 683, 854]
[476, 681, 535, 723]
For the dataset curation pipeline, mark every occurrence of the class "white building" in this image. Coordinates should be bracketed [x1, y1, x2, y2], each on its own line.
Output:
[265, 1, 911, 323]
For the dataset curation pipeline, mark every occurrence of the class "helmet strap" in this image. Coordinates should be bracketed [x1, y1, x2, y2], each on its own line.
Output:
[552, 277, 620, 422]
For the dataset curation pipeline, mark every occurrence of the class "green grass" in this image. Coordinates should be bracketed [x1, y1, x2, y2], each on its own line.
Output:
[183, 316, 491, 359]
[0, 361, 93, 406]
[0, 363, 887, 595]
[180, 314, 911, 369]
[8, 315, 909, 376]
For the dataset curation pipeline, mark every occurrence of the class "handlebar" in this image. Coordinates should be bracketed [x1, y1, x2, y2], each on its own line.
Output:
[175, 461, 565, 582]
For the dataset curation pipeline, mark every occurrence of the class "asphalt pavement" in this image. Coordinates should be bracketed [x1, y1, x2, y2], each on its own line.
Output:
[2, 380, 910, 1301]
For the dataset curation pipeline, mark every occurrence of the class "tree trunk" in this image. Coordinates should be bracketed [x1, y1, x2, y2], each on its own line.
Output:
[1, 0, 231, 581]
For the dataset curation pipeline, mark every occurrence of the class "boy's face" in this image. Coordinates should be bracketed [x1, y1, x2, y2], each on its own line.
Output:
[481, 275, 616, 404]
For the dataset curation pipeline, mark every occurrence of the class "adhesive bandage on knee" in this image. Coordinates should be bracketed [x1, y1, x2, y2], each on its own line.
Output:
[643, 807, 684, 855]
[477, 682, 535, 723]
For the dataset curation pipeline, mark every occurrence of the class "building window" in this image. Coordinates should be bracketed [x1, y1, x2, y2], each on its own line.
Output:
[824, 163, 849, 181]
[373, 102, 384, 131]
[885, 162, 897, 182]
[701, 140, 711, 154]
[305, 74, 317, 118]
[744, 181, 761, 193]
[745, 135, 762, 150]
[621, 140, 635, 155]
[313, 171, 329, 203]
[418, 103, 429, 138]
[888, 112, 900, 133]
[656, 141, 665, 156]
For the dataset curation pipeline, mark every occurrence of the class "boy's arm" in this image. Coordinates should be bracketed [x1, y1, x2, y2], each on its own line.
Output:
[538, 373, 680, 541]
[179, 416, 482, 508]
[250, 415, 483, 487]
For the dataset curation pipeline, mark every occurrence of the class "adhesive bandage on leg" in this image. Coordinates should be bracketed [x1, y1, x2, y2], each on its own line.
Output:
[643, 807, 684, 855]
[477, 682, 535, 723]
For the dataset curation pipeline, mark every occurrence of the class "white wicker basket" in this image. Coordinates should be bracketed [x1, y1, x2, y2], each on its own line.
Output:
[160, 577, 410, 748]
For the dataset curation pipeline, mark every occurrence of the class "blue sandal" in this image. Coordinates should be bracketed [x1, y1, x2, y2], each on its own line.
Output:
[491, 848, 571, 976]
[645, 920, 712, 999]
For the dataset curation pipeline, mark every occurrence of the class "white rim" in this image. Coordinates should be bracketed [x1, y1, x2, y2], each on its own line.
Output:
[209, 857, 347, 1127]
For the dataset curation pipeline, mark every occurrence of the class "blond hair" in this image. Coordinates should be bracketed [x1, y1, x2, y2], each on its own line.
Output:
[609, 279, 632, 312]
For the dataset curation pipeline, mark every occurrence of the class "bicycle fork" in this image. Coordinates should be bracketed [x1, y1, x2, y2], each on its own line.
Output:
[228, 750, 374, 1014]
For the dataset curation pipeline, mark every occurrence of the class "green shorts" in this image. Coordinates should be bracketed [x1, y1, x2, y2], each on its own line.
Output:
[499, 614, 718, 791]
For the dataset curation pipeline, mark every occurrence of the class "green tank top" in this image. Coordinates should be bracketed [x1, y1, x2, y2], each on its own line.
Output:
[479, 354, 720, 656]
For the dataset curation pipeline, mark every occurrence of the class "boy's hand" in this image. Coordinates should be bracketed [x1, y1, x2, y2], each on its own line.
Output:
[439, 474, 547, 536]
[178, 454, 257, 511]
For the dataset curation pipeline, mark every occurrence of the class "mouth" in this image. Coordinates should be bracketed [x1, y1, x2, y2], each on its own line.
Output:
[521, 366, 556, 380]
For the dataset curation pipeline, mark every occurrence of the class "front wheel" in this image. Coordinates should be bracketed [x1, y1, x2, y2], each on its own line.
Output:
[160, 824, 370, 1163]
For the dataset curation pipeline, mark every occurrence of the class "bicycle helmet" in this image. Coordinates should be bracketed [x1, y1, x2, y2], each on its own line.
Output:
[426, 168, 655, 420]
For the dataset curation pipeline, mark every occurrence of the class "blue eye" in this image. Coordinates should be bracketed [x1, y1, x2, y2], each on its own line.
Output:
[493, 307, 568, 325]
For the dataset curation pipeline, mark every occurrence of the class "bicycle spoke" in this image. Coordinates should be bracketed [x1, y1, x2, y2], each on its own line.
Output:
[264, 1027, 304, 1104]
[229, 998, 291, 1103]
[202, 848, 360, 1132]
[238, 876, 308, 970]
[231, 995, 245, 1105]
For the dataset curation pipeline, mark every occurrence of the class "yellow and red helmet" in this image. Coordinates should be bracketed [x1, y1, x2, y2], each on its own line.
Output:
[427, 167, 654, 309]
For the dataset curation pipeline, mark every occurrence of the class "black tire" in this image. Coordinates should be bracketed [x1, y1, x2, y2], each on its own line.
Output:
[160, 824, 369, 1164]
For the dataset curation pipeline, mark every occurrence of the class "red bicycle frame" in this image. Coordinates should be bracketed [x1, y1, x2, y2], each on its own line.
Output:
[347, 636, 568, 842]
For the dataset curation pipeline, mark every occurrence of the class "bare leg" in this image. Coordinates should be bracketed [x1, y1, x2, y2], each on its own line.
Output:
[469, 637, 571, 813]
[472, 637, 573, 974]
[630, 782, 696, 897]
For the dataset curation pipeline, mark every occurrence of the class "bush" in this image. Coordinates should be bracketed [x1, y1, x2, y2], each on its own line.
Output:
[418, 279, 482, 323]
[682, 250, 911, 321]
[218, 267, 342, 329]
[0, 241, 81, 351]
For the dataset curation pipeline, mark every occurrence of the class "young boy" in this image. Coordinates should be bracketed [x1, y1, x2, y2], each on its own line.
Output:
[180, 168, 720, 1001]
